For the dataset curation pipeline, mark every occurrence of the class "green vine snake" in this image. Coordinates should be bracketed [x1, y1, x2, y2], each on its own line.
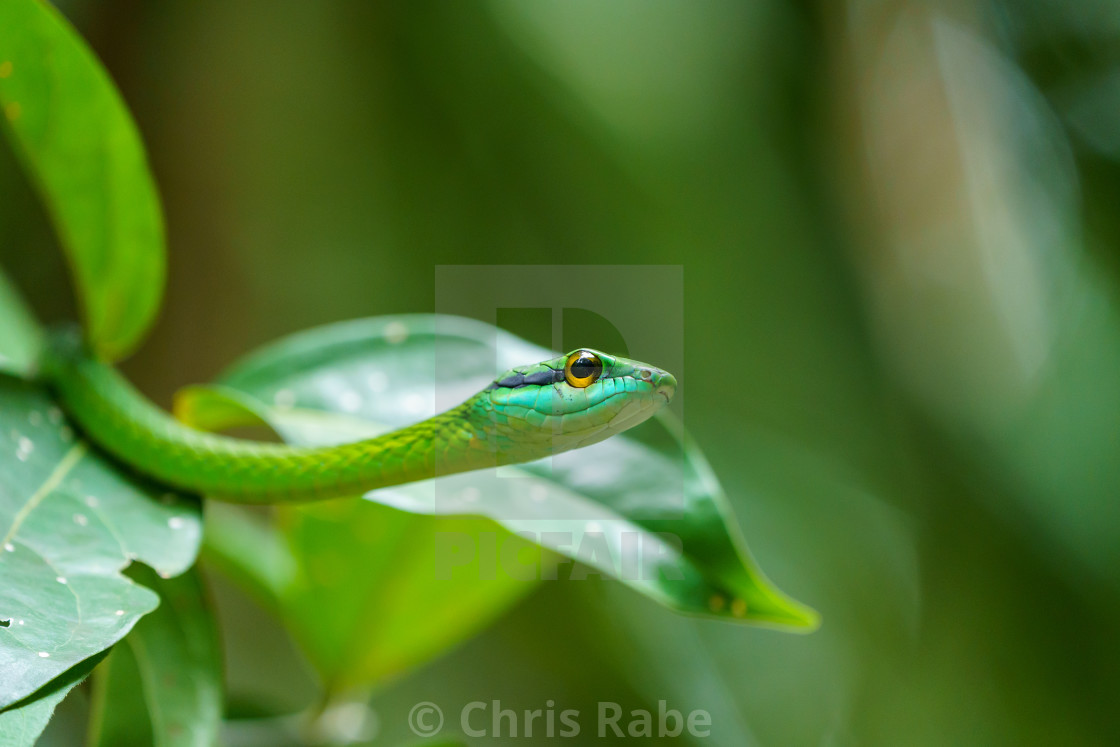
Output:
[40, 329, 677, 503]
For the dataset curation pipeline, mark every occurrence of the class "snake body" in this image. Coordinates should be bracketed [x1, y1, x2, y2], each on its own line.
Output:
[41, 330, 676, 503]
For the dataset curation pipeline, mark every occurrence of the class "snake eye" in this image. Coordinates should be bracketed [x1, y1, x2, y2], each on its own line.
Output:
[564, 351, 603, 388]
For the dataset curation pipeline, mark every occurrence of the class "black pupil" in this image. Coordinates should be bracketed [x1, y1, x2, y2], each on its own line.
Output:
[571, 356, 599, 380]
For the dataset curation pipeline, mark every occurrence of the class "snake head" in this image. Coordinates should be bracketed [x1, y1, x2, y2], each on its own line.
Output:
[476, 348, 677, 460]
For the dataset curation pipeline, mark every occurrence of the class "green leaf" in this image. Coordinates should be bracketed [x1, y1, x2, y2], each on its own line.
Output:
[88, 644, 153, 747]
[183, 315, 817, 634]
[282, 505, 538, 692]
[0, 650, 106, 747]
[0, 268, 42, 378]
[201, 500, 298, 608]
[0, 377, 201, 709]
[200, 448, 539, 691]
[88, 567, 221, 747]
[0, 0, 165, 361]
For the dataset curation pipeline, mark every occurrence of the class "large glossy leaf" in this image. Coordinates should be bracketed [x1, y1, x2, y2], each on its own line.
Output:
[0, 650, 106, 747]
[0, 0, 165, 361]
[88, 566, 221, 747]
[0, 377, 201, 709]
[182, 315, 817, 632]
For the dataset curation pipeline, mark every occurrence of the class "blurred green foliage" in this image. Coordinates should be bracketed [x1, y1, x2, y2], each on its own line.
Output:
[3, 0, 1120, 745]
[0, 0, 164, 362]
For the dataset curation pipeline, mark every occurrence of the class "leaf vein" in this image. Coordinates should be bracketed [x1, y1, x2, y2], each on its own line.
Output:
[1, 441, 88, 548]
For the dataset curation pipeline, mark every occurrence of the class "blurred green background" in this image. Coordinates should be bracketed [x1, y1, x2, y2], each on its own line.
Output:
[4, 0, 1120, 744]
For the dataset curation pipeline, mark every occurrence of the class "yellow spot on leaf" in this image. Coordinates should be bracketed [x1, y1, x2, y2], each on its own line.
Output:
[730, 598, 748, 618]
[4, 101, 21, 121]
[0, 61, 11, 78]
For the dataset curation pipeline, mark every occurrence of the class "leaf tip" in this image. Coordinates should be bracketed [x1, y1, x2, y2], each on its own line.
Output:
[712, 572, 821, 632]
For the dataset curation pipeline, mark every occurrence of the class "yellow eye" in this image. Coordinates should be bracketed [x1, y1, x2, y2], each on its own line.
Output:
[564, 351, 603, 388]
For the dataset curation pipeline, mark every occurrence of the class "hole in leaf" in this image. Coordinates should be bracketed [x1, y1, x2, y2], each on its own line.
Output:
[0, 619, 10, 628]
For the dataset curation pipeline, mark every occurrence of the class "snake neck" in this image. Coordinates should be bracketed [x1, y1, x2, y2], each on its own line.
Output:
[39, 333, 505, 503]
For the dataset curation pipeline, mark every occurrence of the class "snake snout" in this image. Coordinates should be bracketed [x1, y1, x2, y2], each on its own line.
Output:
[647, 369, 676, 404]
